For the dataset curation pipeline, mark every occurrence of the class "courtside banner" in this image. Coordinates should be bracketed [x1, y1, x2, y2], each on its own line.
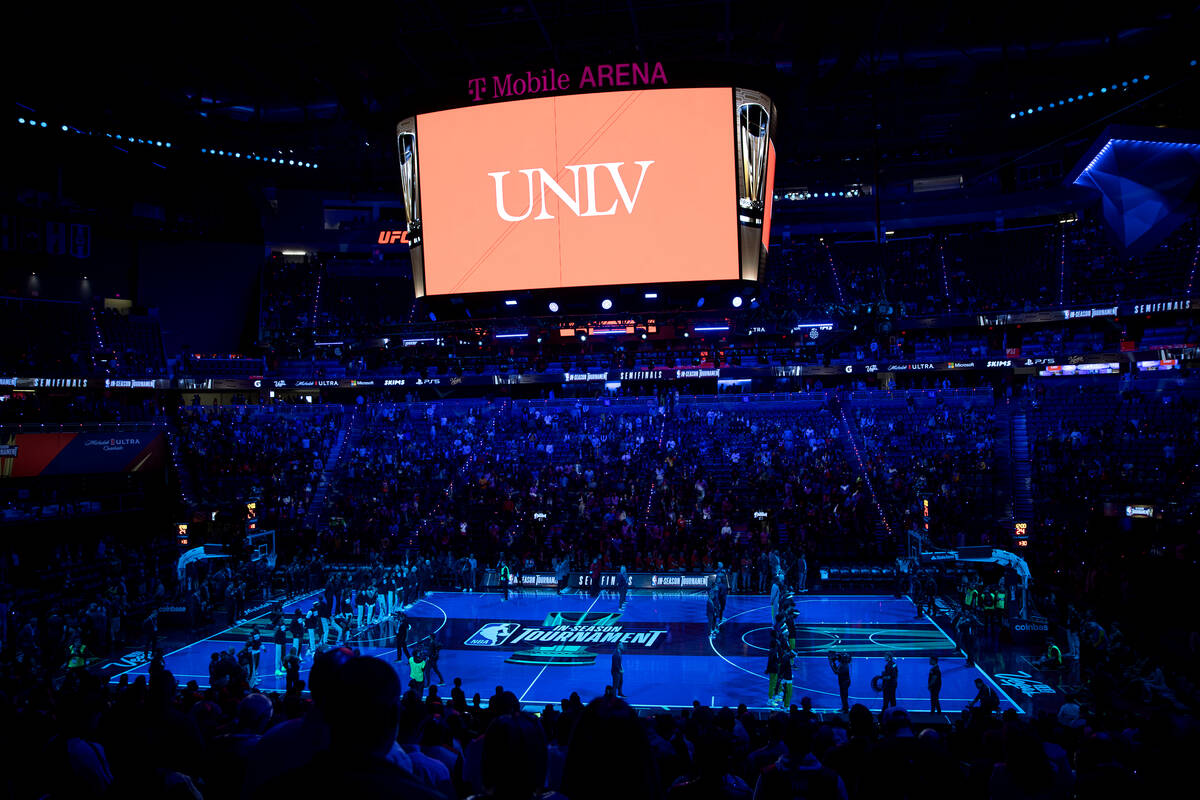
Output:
[480, 570, 715, 591]
[0, 431, 166, 477]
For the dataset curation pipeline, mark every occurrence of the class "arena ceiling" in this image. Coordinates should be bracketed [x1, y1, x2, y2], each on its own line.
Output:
[12, 2, 1200, 191]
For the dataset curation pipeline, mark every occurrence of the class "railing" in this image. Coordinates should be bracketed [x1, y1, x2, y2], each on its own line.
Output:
[0, 490, 148, 524]
[848, 387, 993, 403]
[0, 420, 167, 434]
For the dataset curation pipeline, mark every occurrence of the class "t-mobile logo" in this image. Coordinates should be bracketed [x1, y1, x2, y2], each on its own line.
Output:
[488, 160, 654, 221]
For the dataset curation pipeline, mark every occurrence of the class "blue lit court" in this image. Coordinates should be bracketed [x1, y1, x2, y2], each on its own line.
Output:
[112, 591, 1019, 714]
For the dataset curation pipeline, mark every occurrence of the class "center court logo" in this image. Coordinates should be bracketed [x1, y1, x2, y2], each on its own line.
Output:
[466, 622, 521, 647]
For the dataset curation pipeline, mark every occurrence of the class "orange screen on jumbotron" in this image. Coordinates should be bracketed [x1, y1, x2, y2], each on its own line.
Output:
[416, 87, 739, 295]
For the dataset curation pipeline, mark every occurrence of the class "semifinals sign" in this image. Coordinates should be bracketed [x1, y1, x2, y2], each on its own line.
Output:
[397, 87, 776, 296]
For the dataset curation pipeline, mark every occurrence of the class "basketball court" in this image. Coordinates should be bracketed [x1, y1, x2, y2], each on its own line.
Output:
[110, 589, 1019, 714]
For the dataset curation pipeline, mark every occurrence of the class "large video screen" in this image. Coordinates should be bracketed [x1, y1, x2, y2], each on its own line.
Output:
[403, 87, 763, 296]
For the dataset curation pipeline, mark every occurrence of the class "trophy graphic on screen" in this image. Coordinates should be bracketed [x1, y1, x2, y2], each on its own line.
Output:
[733, 88, 777, 282]
[395, 117, 426, 296]
[396, 127, 420, 242]
[736, 101, 771, 226]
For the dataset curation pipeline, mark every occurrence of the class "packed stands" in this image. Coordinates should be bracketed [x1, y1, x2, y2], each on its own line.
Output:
[174, 404, 345, 530]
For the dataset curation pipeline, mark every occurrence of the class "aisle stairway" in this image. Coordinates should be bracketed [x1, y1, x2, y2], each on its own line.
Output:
[1011, 409, 1034, 520]
[835, 397, 895, 556]
[303, 408, 360, 529]
[992, 404, 1015, 521]
[165, 420, 197, 507]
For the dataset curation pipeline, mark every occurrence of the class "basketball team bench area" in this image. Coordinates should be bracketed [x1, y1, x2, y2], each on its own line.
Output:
[112, 589, 1020, 715]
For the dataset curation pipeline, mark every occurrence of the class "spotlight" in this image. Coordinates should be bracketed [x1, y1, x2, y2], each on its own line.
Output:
[61, 125, 68, 131]
[696, 297, 705, 308]
[17, 118, 25, 124]
[579, 333, 587, 342]
[504, 299, 517, 306]
[732, 296, 743, 308]
[601, 298, 612, 310]
[548, 302, 560, 312]
[641, 333, 647, 340]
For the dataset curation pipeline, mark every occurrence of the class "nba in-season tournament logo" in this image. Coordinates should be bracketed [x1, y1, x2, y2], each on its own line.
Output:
[464, 611, 666, 666]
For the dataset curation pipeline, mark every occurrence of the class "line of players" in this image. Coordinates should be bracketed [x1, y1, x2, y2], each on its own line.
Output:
[759, 570, 1001, 717]
[221, 564, 441, 690]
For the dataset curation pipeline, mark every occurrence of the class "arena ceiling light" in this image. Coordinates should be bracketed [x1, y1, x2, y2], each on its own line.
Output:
[548, 301, 560, 312]
[504, 299, 517, 306]
[200, 147, 314, 169]
[601, 298, 613, 310]
[731, 296, 743, 308]
[644, 292, 658, 299]
[1010, 71, 1155, 119]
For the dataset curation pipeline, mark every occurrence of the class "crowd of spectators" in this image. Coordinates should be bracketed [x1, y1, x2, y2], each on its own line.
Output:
[0, 392, 162, 425]
[854, 396, 999, 549]
[174, 404, 344, 530]
[1023, 377, 1200, 725]
[0, 374, 1197, 797]
[4, 632, 1196, 799]
[318, 397, 877, 583]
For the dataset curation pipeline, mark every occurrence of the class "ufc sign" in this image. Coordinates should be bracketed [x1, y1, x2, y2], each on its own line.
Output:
[488, 161, 654, 222]
[377, 230, 410, 244]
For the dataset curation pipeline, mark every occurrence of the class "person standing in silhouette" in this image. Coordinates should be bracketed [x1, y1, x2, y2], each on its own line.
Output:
[928, 656, 942, 712]
[611, 642, 625, 697]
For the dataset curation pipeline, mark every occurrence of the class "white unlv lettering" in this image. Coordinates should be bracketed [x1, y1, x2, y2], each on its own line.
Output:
[488, 161, 654, 221]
